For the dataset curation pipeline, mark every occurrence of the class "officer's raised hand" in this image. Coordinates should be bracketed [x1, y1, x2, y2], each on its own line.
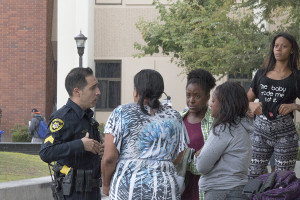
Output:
[82, 132, 103, 156]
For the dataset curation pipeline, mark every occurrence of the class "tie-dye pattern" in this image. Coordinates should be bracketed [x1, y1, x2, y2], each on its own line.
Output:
[104, 103, 189, 200]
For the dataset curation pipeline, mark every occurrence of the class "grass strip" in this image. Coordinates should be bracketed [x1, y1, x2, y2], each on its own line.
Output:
[0, 152, 49, 183]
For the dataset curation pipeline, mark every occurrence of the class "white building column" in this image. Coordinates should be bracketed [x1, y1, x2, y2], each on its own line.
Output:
[57, 0, 94, 109]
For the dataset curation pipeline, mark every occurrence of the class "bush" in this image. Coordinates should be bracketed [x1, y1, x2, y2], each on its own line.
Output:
[10, 124, 31, 142]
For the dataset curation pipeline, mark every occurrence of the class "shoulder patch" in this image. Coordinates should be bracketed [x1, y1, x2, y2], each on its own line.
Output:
[50, 118, 64, 132]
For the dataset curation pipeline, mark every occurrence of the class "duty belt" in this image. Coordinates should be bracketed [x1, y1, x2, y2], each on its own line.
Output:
[75, 169, 100, 192]
[59, 165, 100, 194]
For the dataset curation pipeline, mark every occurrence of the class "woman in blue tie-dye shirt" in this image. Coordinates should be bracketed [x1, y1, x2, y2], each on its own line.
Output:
[101, 69, 189, 200]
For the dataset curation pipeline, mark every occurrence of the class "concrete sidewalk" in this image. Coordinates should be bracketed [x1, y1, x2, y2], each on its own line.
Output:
[0, 176, 109, 200]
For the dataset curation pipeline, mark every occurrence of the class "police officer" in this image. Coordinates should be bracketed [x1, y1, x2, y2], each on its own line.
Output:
[40, 67, 104, 200]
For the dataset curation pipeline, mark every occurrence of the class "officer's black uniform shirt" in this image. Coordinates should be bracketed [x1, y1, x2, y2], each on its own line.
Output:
[40, 98, 101, 171]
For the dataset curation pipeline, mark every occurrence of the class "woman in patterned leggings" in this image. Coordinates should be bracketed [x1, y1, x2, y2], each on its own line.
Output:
[247, 32, 300, 178]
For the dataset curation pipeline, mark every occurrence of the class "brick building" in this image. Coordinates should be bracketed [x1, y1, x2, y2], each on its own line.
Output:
[0, 0, 57, 141]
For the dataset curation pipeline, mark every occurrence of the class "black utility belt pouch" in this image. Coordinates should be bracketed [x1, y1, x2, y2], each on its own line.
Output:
[75, 169, 85, 192]
[62, 168, 75, 196]
[75, 169, 100, 193]
[243, 179, 263, 194]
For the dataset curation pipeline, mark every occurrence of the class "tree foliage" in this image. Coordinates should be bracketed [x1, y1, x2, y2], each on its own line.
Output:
[134, 0, 300, 77]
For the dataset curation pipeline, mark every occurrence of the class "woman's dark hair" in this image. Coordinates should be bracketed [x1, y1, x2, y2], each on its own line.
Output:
[212, 82, 249, 132]
[65, 67, 94, 96]
[264, 32, 299, 74]
[187, 69, 216, 94]
[134, 69, 164, 115]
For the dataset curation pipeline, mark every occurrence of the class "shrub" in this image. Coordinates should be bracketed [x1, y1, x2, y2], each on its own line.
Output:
[10, 124, 31, 142]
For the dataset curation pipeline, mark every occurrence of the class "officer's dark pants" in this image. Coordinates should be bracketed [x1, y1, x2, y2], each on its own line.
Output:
[64, 188, 100, 200]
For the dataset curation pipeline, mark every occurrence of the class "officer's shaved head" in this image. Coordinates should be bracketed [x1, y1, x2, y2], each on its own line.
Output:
[65, 67, 94, 96]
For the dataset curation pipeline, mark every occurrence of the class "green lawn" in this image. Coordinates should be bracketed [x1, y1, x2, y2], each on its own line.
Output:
[0, 152, 50, 183]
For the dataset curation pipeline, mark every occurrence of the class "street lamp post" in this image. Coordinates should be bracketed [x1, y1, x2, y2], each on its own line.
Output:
[74, 31, 87, 68]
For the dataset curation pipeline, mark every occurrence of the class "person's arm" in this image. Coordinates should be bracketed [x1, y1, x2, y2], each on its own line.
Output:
[101, 134, 119, 196]
[28, 117, 39, 135]
[278, 103, 300, 115]
[247, 88, 256, 102]
[247, 88, 262, 117]
[39, 118, 85, 162]
[173, 151, 183, 165]
[40, 115, 104, 163]
[279, 71, 300, 115]
[196, 132, 230, 175]
[174, 117, 190, 165]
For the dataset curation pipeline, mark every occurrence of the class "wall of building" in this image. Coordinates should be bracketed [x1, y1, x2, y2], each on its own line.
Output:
[94, 57, 188, 124]
[94, 2, 190, 124]
[0, 0, 56, 141]
[58, 0, 300, 126]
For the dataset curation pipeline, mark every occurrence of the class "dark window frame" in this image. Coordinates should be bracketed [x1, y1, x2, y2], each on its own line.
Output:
[227, 73, 252, 93]
[95, 60, 121, 111]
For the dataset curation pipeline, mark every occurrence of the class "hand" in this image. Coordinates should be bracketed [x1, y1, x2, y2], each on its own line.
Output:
[195, 147, 203, 157]
[278, 103, 296, 116]
[81, 132, 103, 155]
[102, 185, 110, 196]
[248, 102, 262, 117]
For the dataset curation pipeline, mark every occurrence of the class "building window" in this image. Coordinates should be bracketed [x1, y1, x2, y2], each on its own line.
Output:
[95, 61, 121, 111]
[228, 72, 252, 92]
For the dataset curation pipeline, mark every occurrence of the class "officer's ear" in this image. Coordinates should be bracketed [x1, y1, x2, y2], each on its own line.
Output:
[73, 87, 81, 97]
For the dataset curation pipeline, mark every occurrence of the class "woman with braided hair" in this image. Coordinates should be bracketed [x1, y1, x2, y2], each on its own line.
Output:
[101, 69, 189, 200]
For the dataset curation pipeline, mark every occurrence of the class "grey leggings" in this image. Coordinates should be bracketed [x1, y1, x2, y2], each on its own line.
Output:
[248, 114, 298, 179]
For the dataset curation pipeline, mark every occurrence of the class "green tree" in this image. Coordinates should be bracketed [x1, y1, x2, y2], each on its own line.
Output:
[134, 0, 299, 77]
